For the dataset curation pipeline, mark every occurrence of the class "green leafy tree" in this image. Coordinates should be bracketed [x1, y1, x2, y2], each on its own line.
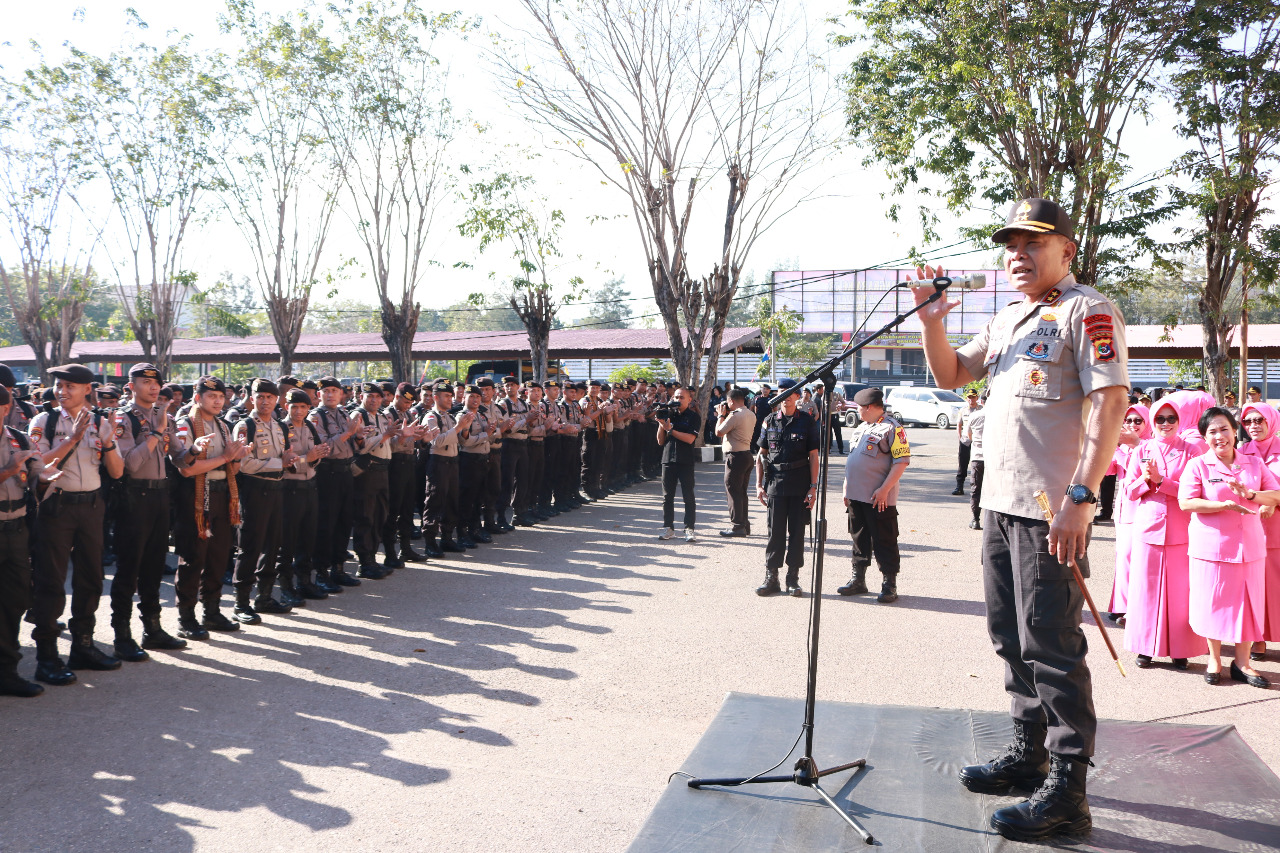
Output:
[51, 20, 234, 375]
[839, 1, 1187, 287]
[574, 277, 634, 329]
[752, 301, 836, 378]
[458, 170, 585, 382]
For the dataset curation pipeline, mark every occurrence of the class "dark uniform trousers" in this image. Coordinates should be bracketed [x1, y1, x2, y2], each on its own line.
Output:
[315, 460, 354, 570]
[174, 482, 234, 613]
[278, 480, 318, 584]
[527, 440, 545, 511]
[111, 483, 170, 626]
[539, 435, 559, 509]
[0, 522, 31, 675]
[828, 415, 845, 454]
[414, 448, 430, 524]
[610, 428, 628, 486]
[484, 449, 503, 525]
[661, 463, 696, 530]
[1098, 473, 1116, 519]
[629, 424, 644, 478]
[31, 495, 105, 642]
[764, 493, 808, 582]
[234, 477, 284, 593]
[956, 442, 972, 490]
[424, 455, 459, 537]
[969, 461, 985, 520]
[724, 450, 754, 531]
[458, 452, 486, 533]
[581, 430, 601, 496]
[599, 431, 614, 489]
[846, 500, 900, 574]
[501, 441, 529, 515]
[383, 454, 416, 553]
[982, 511, 1096, 758]
[553, 436, 576, 505]
[353, 461, 390, 565]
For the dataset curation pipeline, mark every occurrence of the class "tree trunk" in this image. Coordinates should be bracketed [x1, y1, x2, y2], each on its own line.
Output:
[380, 305, 418, 383]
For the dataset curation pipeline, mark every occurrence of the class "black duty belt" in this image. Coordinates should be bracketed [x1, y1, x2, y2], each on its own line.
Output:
[242, 475, 284, 490]
[58, 490, 100, 505]
[318, 458, 350, 467]
[206, 479, 229, 492]
[126, 478, 169, 490]
[0, 498, 26, 512]
[768, 460, 809, 472]
[283, 479, 317, 491]
[363, 457, 389, 468]
[459, 450, 487, 457]
[0, 517, 25, 532]
[430, 454, 459, 462]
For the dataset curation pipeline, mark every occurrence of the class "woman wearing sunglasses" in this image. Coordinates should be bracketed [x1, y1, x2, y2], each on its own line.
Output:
[1179, 406, 1277, 687]
[1236, 401, 1280, 664]
[1106, 404, 1151, 624]
[1123, 392, 1205, 670]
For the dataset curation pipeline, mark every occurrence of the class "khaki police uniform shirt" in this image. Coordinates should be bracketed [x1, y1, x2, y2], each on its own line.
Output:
[484, 403, 505, 449]
[0, 431, 34, 520]
[501, 397, 530, 441]
[718, 407, 757, 453]
[309, 405, 355, 460]
[234, 414, 286, 477]
[5, 399, 36, 433]
[423, 406, 460, 457]
[843, 414, 910, 506]
[460, 407, 490, 455]
[172, 413, 230, 480]
[29, 407, 113, 492]
[282, 418, 319, 481]
[383, 405, 416, 455]
[355, 407, 393, 460]
[955, 274, 1129, 520]
[115, 403, 178, 480]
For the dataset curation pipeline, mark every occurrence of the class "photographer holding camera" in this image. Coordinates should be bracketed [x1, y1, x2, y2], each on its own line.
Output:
[715, 388, 756, 537]
[656, 387, 701, 542]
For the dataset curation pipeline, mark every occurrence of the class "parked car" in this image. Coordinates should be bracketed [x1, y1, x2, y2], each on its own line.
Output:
[883, 386, 966, 428]
[833, 382, 875, 427]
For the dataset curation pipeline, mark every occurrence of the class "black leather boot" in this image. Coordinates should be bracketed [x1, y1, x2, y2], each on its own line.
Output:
[0, 669, 43, 697]
[314, 567, 342, 594]
[202, 607, 241, 632]
[67, 633, 123, 671]
[784, 572, 803, 597]
[232, 588, 261, 625]
[177, 609, 210, 641]
[33, 640, 76, 686]
[959, 719, 1049, 794]
[755, 570, 781, 596]
[424, 534, 445, 558]
[141, 615, 188, 651]
[112, 622, 150, 662]
[877, 573, 898, 603]
[989, 753, 1092, 841]
[331, 565, 362, 587]
[837, 565, 869, 596]
[297, 571, 329, 600]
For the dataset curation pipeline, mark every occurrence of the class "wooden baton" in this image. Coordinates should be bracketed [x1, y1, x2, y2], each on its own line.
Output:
[1033, 489, 1127, 677]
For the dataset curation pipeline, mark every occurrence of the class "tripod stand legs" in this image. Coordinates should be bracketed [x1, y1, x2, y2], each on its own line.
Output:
[811, 779, 874, 845]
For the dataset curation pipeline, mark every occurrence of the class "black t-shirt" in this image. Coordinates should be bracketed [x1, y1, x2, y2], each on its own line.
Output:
[750, 396, 773, 451]
[761, 410, 821, 496]
[661, 406, 701, 466]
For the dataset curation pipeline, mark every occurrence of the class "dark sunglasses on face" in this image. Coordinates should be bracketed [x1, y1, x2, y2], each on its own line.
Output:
[1242, 416, 1267, 427]
[1123, 417, 1145, 425]
[1154, 415, 1179, 425]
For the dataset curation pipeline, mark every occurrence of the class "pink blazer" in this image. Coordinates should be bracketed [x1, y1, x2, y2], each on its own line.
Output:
[1179, 451, 1280, 563]
[1126, 435, 1199, 546]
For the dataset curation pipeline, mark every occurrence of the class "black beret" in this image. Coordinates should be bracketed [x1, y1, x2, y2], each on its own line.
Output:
[502, 375, 519, 384]
[777, 378, 797, 390]
[197, 375, 227, 394]
[129, 363, 162, 382]
[574, 382, 588, 391]
[465, 384, 482, 395]
[0, 364, 15, 387]
[379, 381, 396, 394]
[626, 379, 638, 387]
[158, 386, 174, 400]
[360, 382, 380, 394]
[285, 389, 311, 405]
[476, 377, 495, 388]
[300, 379, 319, 391]
[397, 382, 416, 400]
[41, 388, 55, 402]
[251, 378, 280, 397]
[278, 375, 300, 387]
[97, 384, 122, 399]
[48, 363, 95, 384]
[853, 387, 884, 407]
[544, 380, 559, 388]
[318, 376, 342, 390]
[588, 379, 602, 387]
[432, 381, 454, 393]
[523, 380, 539, 390]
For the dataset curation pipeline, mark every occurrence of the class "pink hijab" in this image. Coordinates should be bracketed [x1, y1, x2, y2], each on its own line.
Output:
[1177, 391, 1216, 443]
[1123, 403, 1153, 442]
[1239, 402, 1280, 458]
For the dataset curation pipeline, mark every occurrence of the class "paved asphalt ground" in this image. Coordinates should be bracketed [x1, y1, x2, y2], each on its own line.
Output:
[0, 429, 1277, 852]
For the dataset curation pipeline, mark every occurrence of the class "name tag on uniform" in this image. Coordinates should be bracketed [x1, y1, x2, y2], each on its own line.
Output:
[1208, 477, 1223, 483]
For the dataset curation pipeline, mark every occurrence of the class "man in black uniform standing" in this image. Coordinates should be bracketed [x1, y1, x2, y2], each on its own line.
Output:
[912, 198, 1128, 841]
[754, 381, 820, 597]
[656, 387, 701, 542]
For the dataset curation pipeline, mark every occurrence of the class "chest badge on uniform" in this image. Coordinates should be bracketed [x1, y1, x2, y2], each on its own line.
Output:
[1041, 312, 1057, 322]
[1026, 342, 1053, 360]
[1028, 367, 1047, 387]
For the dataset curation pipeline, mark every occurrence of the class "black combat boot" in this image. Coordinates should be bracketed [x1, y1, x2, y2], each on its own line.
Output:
[33, 640, 76, 686]
[254, 586, 293, 614]
[232, 588, 262, 625]
[331, 564, 362, 587]
[314, 567, 342, 594]
[277, 574, 306, 608]
[472, 525, 493, 544]
[0, 669, 43, 697]
[202, 606, 241, 632]
[837, 565, 868, 596]
[140, 615, 188, 651]
[112, 620, 150, 662]
[424, 532, 445, 558]
[177, 609, 210, 641]
[989, 753, 1092, 841]
[296, 570, 329, 600]
[784, 572, 803, 597]
[67, 633, 123, 671]
[401, 545, 426, 562]
[755, 570, 781, 596]
[959, 719, 1049, 794]
[877, 573, 898, 603]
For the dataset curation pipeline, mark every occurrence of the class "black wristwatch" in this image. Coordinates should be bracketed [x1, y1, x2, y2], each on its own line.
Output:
[1065, 484, 1097, 505]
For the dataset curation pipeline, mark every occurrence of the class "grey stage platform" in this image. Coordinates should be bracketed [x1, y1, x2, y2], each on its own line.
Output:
[629, 693, 1280, 852]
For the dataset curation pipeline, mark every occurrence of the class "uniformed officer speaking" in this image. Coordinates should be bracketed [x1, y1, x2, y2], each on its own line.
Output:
[753, 383, 820, 596]
[837, 387, 910, 603]
[911, 198, 1128, 842]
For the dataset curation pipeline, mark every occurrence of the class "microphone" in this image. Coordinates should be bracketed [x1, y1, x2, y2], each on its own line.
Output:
[925, 272, 986, 291]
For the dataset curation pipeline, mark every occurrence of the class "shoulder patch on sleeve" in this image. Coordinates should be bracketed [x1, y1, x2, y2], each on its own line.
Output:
[890, 426, 911, 459]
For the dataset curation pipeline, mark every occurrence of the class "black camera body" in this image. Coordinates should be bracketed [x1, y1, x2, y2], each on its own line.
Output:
[652, 401, 679, 420]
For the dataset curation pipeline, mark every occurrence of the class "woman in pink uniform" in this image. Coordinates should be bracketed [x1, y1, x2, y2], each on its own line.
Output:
[1124, 394, 1203, 669]
[1178, 407, 1276, 687]
[1236, 401, 1280, 662]
[1107, 404, 1151, 622]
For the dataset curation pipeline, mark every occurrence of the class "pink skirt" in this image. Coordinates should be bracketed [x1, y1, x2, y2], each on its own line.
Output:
[1266, 549, 1280, 642]
[1108, 521, 1133, 613]
[1124, 539, 1202, 658]
[1188, 557, 1266, 644]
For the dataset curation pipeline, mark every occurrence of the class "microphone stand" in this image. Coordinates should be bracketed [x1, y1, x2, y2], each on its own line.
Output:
[684, 278, 956, 846]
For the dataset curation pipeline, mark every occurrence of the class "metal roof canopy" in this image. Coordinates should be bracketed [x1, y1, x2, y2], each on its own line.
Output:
[0, 326, 765, 367]
[1125, 324, 1280, 360]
